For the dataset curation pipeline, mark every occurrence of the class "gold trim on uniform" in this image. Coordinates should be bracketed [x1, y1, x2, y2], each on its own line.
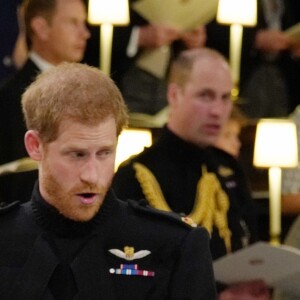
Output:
[124, 246, 135, 259]
[133, 162, 232, 253]
[218, 166, 234, 177]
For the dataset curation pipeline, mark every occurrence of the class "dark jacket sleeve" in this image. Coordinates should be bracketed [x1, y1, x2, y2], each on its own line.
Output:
[168, 227, 217, 299]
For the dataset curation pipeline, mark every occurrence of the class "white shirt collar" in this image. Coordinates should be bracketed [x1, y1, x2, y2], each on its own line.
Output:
[29, 51, 54, 72]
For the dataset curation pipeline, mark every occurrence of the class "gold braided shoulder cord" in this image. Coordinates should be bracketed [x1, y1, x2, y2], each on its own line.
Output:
[133, 162, 232, 253]
[133, 163, 171, 211]
[189, 166, 232, 253]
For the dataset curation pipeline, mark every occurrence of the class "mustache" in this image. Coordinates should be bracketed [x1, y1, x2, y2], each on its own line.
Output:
[71, 182, 107, 195]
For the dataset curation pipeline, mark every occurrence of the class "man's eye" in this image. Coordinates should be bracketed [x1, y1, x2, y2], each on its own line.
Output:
[98, 150, 113, 158]
[199, 91, 212, 101]
[71, 152, 85, 158]
[222, 94, 232, 103]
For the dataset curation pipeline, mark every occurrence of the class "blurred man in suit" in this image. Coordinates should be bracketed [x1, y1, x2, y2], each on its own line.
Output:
[0, 0, 90, 204]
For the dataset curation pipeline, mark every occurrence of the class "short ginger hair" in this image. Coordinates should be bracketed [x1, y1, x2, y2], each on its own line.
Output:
[22, 63, 128, 143]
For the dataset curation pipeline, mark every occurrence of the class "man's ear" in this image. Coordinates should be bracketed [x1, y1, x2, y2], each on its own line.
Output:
[167, 83, 180, 106]
[24, 130, 43, 161]
[30, 16, 50, 41]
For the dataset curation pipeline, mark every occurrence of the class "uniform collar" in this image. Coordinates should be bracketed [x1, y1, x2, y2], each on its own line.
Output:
[158, 126, 209, 162]
[31, 182, 119, 238]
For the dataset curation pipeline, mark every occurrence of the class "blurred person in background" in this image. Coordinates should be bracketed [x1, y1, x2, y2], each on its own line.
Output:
[206, 0, 300, 118]
[0, 0, 90, 204]
[112, 48, 270, 299]
[109, 0, 206, 115]
[214, 105, 248, 159]
[0, 0, 27, 83]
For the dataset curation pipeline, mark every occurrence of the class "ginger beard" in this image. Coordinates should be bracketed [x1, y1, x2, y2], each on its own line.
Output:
[42, 160, 110, 222]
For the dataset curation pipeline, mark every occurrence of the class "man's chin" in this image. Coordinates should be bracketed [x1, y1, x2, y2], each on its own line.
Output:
[62, 202, 102, 222]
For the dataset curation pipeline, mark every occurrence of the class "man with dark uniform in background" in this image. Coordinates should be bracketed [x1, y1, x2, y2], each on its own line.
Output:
[112, 48, 271, 300]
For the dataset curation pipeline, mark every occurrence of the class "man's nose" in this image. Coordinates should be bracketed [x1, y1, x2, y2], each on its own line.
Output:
[80, 158, 99, 184]
[81, 23, 91, 40]
[211, 100, 225, 116]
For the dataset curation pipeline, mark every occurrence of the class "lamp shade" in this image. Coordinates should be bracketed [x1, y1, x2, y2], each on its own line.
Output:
[217, 0, 257, 26]
[253, 119, 298, 168]
[115, 129, 152, 171]
[88, 0, 130, 25]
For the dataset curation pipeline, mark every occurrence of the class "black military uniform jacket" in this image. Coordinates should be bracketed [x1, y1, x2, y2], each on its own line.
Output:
[112, 127, 258, 260]
[0, 183, 216, 299]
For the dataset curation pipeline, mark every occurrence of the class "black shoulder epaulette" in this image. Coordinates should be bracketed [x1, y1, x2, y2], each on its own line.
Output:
[128, 199, 198, 229]
[0, 201, 20, 215]
[118, 152, 141, 168]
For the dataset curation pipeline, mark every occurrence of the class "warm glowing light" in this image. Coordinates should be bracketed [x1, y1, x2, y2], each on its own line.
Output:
[253, 119, 298, 245]
[217, 0, 257, 94]
[88, 0, 130, 74]
[254, 120, 298, 168]
[115, 129, 152, 171]
[217, 0, 257, 26]
[88, 0, 129, 25]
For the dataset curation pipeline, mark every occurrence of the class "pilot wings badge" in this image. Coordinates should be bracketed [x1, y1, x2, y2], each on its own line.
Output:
[109, 246, 151, 261]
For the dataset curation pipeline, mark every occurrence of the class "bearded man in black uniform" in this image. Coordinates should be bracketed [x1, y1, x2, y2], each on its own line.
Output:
[112, 48, 271, 299]
[0, 63, 216, 299]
